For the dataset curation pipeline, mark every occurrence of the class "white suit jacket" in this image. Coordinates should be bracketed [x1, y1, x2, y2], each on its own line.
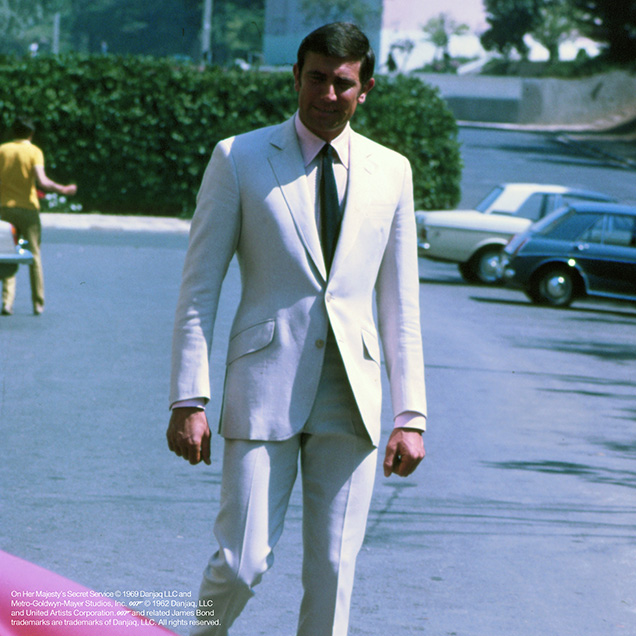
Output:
[170, 116, 426, 447]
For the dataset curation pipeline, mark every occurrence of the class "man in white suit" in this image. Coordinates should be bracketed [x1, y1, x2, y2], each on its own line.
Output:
[166, 22, 427, 636]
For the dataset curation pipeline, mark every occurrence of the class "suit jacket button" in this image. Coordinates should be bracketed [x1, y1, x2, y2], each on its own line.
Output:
[315, 339, 325, 349]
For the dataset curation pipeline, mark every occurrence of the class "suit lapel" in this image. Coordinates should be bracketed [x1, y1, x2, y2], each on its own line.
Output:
[267, 119, 327, 281]
[330, 131, 375, 275]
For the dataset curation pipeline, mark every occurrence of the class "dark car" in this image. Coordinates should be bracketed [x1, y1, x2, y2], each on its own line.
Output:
[500, 202, 636, 307]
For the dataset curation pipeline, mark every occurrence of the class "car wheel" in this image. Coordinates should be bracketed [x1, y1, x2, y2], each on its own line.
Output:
[458, 260, 477, 282]
[532, 268, 575, 307]
[459, 246, 503, 284]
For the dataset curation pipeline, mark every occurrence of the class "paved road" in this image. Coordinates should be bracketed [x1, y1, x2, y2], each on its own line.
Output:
[457, 126, 636, 210]
[1, 127, 635, 635]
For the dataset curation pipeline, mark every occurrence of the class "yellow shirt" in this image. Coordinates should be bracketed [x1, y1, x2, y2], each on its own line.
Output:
[0, 140, 45, 210]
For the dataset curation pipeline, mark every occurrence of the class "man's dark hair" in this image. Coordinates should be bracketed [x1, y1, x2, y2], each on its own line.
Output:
[11, 116, 36, 139]
[297, 22, 375, 85]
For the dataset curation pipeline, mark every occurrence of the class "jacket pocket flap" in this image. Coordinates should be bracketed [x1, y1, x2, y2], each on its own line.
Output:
[227, 320, 275, 364]
[361, 328, 380, 364]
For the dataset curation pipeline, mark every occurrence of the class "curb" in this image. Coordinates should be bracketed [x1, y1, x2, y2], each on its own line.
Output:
[458, 120, 636, 171]
[41, 212, 191, 233]
[555, 134, 636, 170]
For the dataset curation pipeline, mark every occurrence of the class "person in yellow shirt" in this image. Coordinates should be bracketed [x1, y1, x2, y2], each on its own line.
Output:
[0, 116, 77, 315]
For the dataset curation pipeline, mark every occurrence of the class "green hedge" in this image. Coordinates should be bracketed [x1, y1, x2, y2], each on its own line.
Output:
[0, 55, 461, 215]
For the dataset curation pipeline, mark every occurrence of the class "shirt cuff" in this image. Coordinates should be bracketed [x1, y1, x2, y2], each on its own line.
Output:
[394, 411, 426, 432]
[171, 398, 207, 410]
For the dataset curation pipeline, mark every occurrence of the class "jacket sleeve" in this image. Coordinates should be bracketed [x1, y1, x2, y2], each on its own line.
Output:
[169, 140, 241, 406]
[375, 156, 427, 425]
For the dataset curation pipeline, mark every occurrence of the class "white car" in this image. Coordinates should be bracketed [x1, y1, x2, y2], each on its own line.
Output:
[416, 183, 616, 283]
[0, 219, 33, 279]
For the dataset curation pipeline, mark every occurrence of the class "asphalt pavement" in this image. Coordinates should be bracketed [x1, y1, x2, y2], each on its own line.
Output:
[3, 124, 635, 636]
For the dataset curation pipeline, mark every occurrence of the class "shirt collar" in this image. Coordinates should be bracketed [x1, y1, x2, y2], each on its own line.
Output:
[294, 112, 350, 169]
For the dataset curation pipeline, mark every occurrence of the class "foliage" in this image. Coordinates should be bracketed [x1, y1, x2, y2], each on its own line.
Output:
[299, 0, 381, 31]
[0, 55, 461, 215]
[213, 2, 264, 65]
[40, 191, 83, 212]
[0, 0, 73, 55]
[570, 0, 636, 63]
[0, 0, 264, 62]
[421, 13, 469, 63]
[70, 0, 201, 57]
[532, 0, 580, 63]
[480, 50, 636, 78]
[387, 39, 414, 73]
[482, 0, 636, 65]
[481, 0, 542, 59]
[356, 75, 462, 210]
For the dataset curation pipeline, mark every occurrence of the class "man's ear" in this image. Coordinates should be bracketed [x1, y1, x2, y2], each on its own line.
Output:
[358, 77, 375, 104]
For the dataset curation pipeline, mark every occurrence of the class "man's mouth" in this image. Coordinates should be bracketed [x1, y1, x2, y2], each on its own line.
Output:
[314, 106, 338, 114]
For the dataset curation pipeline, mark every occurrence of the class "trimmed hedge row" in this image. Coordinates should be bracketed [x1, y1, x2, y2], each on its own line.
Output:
[0, 55, 461, 215]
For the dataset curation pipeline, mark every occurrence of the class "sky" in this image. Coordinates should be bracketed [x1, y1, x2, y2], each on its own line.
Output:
[378, 0, 488, 70]
[378, 0, 598, 69]
[382, 0, 487, 33]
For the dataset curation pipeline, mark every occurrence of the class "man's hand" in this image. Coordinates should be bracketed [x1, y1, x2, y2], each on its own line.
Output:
[166, 408, 211, 465]
[383, 427, 425, 477]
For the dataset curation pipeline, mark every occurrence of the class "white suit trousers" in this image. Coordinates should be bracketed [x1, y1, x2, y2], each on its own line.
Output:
[191, 339, 378, 636]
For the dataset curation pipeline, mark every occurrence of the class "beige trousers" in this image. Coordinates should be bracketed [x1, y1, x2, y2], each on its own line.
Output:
[191, 338, 378, 636]
[1, 207, 44, 312]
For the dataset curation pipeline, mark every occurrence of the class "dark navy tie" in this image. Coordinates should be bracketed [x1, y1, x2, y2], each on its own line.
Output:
[320, 144, 342, 271]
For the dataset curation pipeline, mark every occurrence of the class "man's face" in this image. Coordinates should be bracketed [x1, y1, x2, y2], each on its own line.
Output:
[293, 52, 374, 142]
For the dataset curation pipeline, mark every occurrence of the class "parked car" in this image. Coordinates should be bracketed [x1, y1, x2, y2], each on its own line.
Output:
[500, 202, 636, 307]
[416, 183, 616, 284]
[0, 219, 33, 278]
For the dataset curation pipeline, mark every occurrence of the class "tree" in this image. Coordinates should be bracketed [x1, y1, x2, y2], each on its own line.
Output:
[421, 13, 469, 63]
[69, 0, 263, 62]
[570, 0, 636, 63]
[300, 0, 381, 31]
[388, 39, 414, 73]
[0, 0, 72, 55]
[211, 0, 264, 65]
[481, 0, 542, 59]
[70, 0, 201, 57]
[532, 0, 579, 63]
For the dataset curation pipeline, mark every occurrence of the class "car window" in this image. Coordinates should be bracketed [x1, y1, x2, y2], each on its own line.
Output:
[516, 193, 546, 220]
[537, 210, 601, 239]
[582, 214, 636, 247]
[475, 186, 503, 213]
[581, 216, 605, 243]
[561, 194, 605, 207]
[608, 215, 636, 247]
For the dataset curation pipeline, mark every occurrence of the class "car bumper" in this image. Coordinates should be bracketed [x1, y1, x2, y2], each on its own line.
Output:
[499, 253, 521, 287]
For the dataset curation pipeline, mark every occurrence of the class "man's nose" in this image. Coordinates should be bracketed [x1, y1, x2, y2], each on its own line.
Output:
[322, 83, 337, 100]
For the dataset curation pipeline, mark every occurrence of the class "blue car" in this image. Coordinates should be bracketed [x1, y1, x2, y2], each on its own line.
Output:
[501, 202, 636, 307]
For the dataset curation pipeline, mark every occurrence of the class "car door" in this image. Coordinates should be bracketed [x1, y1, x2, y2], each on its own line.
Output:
[572, 214, 636, 299]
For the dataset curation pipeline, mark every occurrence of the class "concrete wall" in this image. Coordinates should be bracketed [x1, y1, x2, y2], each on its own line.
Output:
[417, 70, 636, 127]
[519, 71, 636, 126]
